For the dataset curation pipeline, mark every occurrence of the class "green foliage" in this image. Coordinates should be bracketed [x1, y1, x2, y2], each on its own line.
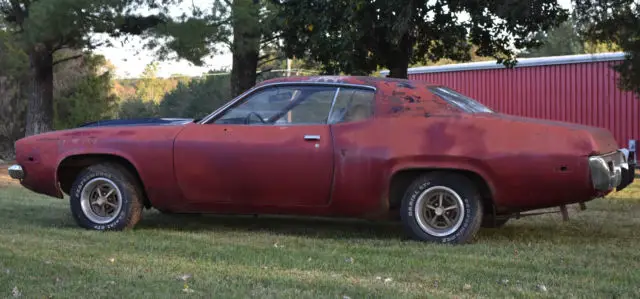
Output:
[53, 73, 119, 129]
[0, 26, 29, 157]
[519, 18, 586, 58]
[146, 0, 301, 97]
[146, 0, 231, 66]
[114, 72, 232, 120]
[584, 41, 623, 54]
[1, 23, 120, 155]
[158, 73, 231, 119]
[271, 0, 570, 77]
[118, 98, 160, 119]
[0, 29, 28, 78]
[53, 53, 119, 129]
[574, 0, 640, 96]
[135, 62, 168, 103]
[0, 0, 179, 135]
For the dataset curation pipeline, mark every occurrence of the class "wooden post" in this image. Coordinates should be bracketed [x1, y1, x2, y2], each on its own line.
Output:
[560, 205, 569, 221]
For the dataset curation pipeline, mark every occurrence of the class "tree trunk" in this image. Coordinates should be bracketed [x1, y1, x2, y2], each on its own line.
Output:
[230, 48, 259, 97]
[388, 65, 408, 78]
[385, 34, 412, 79]
[25, 49, 54, 136]
[230, 0, 261, 97]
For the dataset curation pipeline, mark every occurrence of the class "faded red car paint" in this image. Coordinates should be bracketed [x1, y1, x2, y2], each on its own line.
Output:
[9, 75, 636, 243]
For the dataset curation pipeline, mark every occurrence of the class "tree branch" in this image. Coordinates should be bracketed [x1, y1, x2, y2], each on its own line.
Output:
[258, 56, 282, 67]
[257, 67, 273, 76]
[261, 33, 281, 45]
[52, 54, 84, 66]
[8, 0, 25, 28]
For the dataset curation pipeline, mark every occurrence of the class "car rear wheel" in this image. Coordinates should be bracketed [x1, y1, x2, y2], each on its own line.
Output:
[69, 163, 144, 231]
[400, 172, 484, 244]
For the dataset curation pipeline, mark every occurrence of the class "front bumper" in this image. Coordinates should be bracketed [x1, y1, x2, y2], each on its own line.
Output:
[7, 164, 24, 180]
[588, 145, 636, 192]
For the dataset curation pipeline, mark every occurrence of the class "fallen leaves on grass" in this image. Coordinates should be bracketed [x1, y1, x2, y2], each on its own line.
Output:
[345, 257, 354, 263]
[537, 284, 548, 292]
[183, 282, 194, 293]
[374, 276, 393, 283]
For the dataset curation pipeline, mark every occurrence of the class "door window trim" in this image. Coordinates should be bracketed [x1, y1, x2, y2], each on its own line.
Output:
[199, 82, 377, 125]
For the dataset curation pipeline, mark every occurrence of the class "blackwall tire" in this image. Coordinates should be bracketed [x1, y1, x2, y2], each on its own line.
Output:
[400, 172, 483, 244]
[69, 163, 144, 231]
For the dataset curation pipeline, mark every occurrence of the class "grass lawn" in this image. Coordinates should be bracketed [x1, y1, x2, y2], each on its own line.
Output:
[1, 169, 640, 298]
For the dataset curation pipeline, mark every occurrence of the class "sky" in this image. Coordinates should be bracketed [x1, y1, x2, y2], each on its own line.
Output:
[95, 0, 573, 79]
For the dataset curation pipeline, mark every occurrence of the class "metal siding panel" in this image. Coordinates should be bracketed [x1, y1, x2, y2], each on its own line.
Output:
[408, 60, 639, 147]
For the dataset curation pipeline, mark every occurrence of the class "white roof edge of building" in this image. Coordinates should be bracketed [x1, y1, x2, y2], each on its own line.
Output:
[379, 52, 627, 75]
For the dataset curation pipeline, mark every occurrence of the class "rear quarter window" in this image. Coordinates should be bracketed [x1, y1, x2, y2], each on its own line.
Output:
[428, 86, 494, 113]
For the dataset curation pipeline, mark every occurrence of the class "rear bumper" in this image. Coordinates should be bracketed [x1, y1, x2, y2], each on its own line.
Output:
[588, 142, 636, 192]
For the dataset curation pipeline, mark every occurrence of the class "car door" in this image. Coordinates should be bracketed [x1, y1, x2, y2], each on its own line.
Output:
[173, 84, 338, 207]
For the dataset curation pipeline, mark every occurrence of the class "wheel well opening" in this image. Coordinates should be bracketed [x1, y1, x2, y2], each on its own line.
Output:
[57, 154, 151, 208]
[388, 168, 494, 213]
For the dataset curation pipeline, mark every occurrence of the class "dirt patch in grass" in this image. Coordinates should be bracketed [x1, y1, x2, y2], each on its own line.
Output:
[0, 163, 17, 188]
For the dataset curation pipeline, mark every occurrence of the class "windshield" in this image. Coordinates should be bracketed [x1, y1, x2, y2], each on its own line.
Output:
[428, 86, 494, 113]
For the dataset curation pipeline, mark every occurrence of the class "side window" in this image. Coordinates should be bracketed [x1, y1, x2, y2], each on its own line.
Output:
[328, 88, 375, 124]
[213, 85, 338, 125]
[428, 87, 493, 113]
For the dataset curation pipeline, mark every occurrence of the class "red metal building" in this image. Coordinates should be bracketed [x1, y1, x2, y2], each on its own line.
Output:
[381, 52, 639, 148]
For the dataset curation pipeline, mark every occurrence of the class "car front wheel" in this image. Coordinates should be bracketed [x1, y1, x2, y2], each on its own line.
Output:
[400, 172, 484, 244]
[69, 162, 144, 231]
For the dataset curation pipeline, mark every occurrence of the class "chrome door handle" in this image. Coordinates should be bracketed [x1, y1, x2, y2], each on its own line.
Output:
[304, 135, 320, 141]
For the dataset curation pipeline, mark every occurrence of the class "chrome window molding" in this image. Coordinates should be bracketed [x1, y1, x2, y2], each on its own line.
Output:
[197, 81, 377, 125]
[326, 87, 341, 125]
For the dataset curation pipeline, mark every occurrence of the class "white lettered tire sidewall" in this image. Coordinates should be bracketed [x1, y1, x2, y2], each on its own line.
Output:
[401, 172, 483, 244]
[69, 163, 143, 231]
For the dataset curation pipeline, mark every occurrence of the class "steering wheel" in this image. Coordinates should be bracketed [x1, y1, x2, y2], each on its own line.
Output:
[244, 111, 267, 124]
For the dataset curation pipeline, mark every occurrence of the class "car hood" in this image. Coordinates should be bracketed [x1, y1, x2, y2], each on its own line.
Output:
[17, 118, 194, 143]
[79, 118, 194, 128]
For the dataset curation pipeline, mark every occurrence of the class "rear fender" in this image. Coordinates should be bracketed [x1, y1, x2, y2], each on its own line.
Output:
[388, 159, 498, 208]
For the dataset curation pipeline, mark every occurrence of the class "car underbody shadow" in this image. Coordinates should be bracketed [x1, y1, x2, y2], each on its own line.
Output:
[137, 211, 410, 241]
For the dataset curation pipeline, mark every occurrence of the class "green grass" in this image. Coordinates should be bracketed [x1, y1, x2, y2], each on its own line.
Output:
[1, 180, 640, 299]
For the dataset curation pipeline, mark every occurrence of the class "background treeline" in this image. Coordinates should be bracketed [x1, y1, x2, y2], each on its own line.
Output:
[0, 0, 637, 160]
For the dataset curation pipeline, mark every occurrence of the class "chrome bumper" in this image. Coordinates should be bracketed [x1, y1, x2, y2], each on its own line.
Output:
[7, 164, 24, 180]
[588, 140, 636, 192]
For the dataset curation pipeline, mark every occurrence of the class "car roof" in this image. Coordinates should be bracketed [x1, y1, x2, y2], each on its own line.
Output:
[254, 75, 461, 117]
[255, 75, 440, 90]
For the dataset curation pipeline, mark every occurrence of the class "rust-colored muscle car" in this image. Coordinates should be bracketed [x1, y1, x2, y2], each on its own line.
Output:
[7, 76, 637, 244]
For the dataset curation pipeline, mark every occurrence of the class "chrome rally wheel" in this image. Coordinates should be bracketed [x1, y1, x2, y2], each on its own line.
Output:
[79, 177, 124, 224]
[400, 172, 484, 244]
[69, 163, 144, 231]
